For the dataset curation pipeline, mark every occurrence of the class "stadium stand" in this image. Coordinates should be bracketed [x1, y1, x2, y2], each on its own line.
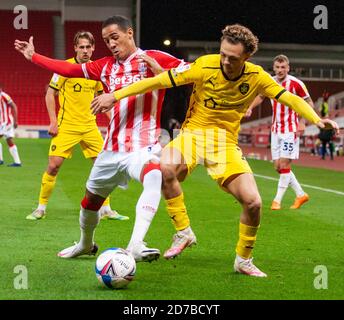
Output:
[0, 10, 59, 125]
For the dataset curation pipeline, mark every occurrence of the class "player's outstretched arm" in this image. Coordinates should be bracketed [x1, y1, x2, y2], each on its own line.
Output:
[14, 36, 84, 78]
[278, 91, 339, 133]
[91, 71, 174, 114]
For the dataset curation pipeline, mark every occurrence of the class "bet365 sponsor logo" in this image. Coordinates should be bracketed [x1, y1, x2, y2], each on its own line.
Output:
[110, 74, 145, 87]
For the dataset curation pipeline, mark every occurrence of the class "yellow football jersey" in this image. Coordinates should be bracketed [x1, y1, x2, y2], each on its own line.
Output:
[49, 58, 103, 129]
[114, 54, 320, 144]
[167, 55, 284, 144]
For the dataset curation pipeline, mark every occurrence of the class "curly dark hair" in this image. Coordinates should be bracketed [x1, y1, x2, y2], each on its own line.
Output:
[221, 24, 259, 55]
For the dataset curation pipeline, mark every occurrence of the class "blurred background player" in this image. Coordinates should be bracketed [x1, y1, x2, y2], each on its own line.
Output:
[0, 84, 22, 167]
[26, 31, 128, 221]
[89, 24, 338, 277]
[15, 15, 185, 262]
[246, 54, 315, 210]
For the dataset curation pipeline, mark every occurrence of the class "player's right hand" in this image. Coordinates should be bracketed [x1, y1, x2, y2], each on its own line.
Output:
[48, 123, 58, 137]
[91, 93, 116, 114]
[316, 118, 339, 135]
[14, 36, 35, 61]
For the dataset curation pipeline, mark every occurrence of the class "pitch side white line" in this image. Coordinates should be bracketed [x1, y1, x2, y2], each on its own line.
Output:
[254, 174, 344, 196]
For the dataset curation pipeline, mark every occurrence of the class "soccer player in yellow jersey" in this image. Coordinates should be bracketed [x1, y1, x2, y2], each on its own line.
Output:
[90, 24, 339, 277]
[19, 25, 338, 275]
[26, 31, 128, 221]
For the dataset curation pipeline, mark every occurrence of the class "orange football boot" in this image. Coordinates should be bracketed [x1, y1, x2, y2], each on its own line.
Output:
[270, 200, 281, 210]
[290, 193, 309, 209]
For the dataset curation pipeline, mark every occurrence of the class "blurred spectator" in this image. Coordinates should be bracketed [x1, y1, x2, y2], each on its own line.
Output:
[310, 136, 322, 156]
[320, 91, 330, 118]
[318, 127, 335, 160]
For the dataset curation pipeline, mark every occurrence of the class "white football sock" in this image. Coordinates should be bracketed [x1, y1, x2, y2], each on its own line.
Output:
[38, 204, 47, 211]
[99, 205, 111, 214]
[9, 145, 21, 164]
[79, 207, 100, 248]
[0, 142, 3, 161]
[274, 172, 291, 203]
[289, 171, 305, 197]
[127, 169, 162, 249]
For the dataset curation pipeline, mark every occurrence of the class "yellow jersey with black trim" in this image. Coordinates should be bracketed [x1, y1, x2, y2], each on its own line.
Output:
[49, 57, 103, 129]
[114, 54, 320, 144]
[168, 54, 284, 144]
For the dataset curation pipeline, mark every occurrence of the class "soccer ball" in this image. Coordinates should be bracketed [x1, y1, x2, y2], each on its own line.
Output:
[95, 248, 136, 289]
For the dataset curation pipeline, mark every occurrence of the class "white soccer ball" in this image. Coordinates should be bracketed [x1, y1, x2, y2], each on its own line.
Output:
[95, 248, 136, 289]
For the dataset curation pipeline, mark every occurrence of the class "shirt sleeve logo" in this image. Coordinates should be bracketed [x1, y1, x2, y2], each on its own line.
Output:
[175, 64, 191, 73]
[239, 83, 250, 95]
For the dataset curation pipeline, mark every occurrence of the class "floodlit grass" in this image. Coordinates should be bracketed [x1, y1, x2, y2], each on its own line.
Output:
[1, 139, 343, 300]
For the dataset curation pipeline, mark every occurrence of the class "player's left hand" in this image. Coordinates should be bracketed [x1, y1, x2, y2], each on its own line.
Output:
[316, 118, 339, 135]
[13, 122, 18, 129]
[91, 93, 116, 114]
[138, 54, 164, 75]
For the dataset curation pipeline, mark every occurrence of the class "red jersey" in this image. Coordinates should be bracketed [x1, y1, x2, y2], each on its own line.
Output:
[81, 49, 184, 152]
[270, 75, 310, 134]
[0, 91, 14, 126]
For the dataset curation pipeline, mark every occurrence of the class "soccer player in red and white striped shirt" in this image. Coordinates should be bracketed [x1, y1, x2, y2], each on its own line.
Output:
[15, 15, 185, 261]
[246, 55, 315, 210]
[0, 85, 22, 167]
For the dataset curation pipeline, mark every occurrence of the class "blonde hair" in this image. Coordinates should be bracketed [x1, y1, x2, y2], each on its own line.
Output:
[73, 30, 95, 47]
[273, 54, 290, 64]
[221, 24, 259, 55]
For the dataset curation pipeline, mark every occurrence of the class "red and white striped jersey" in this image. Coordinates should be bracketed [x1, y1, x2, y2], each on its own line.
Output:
[0, 91, 14, 126]
[81, 48, 184, 152]
[270, 75, 310, 133]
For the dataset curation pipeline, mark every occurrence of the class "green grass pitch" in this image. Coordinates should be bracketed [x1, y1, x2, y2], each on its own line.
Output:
[1, 138, 344, 300]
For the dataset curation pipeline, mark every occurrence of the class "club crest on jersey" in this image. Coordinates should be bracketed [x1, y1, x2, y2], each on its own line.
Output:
[239, 83, 249, 95]
[138, 62, 147, 74]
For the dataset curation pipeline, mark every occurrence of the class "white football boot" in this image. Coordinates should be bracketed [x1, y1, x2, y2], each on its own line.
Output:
[127, 241, 160, 262]
[234, 255, 267, 277]
[163, 227, 197, 259]
[58, 242, 98, 258]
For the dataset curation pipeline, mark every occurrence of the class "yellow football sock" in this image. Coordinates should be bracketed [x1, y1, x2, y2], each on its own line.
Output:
[165, 193, 190, 231]
[102, 197, 110, 207]
[38, 172, 57, 205]
[235, 223, 259, 260]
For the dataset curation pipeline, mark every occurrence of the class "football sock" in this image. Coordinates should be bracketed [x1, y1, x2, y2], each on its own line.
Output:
[79, 207, 99, 248]
[38, 172, 57, 205]
[0, 142, 3, 161]
[274, 169, 291, 203]
[102, 197, 111, 208]
[128, 169, 162, 248]
[236, 223, 259, 260]
[37, 204, 47, 211]
[9, 144, 21, 164]
[165, 193, 190, 231]
[289, 171, 305, 197]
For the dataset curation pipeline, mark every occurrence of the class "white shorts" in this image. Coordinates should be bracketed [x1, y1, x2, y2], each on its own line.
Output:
[271, 132, 299, 160]
[0, 123, 15, 139]
[86, 143, 161, 198]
